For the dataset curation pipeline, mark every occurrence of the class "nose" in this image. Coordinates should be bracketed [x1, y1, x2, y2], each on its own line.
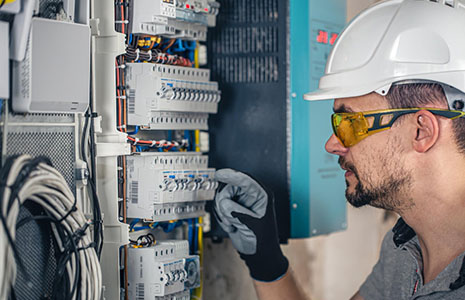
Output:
[325, 134, 349, 156]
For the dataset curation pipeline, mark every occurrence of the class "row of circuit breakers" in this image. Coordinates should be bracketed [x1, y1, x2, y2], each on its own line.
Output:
[121, 0, 221, 299]
[1, 0, 221, 299]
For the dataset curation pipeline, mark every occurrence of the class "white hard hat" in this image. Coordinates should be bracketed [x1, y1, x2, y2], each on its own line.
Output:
[304, 0, 465, 110]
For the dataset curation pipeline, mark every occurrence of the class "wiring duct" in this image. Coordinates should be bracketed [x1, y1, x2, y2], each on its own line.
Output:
[0, 155, 102, 300]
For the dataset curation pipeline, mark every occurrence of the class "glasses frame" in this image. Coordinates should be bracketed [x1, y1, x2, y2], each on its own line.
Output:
[331, 108, 465, 147]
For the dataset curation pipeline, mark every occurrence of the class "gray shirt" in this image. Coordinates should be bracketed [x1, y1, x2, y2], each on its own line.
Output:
[360, 219, 465, 299]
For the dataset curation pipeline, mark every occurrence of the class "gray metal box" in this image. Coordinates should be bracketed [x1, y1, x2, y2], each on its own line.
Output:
[0, 21, 9, 99]
[12, 18, 90, 113]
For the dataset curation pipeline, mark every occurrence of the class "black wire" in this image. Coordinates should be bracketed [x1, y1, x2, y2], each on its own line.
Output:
[86, 58, 104, 258]
[14, 206, 83, 300]
[0, 0, 6, 9]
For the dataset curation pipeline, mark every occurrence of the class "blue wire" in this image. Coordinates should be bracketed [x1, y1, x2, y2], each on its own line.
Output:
[128, 34, 133, 44]
[193, 218, 198, 253]
[187, 219, 193, 254]
[172, 39, 186, 52]
[127, 126, 139, 135]
[184, 41, 196, 51]
[132, 222, 159, 232]
[129, 219, 141, 232]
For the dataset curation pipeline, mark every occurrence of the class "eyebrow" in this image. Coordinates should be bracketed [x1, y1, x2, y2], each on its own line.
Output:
[333, 104, 355, 113]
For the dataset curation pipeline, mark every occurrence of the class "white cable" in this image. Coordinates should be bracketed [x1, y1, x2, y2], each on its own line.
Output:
[0, 155, 102, 300]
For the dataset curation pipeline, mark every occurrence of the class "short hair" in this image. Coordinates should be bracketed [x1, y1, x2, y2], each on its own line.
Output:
[385, 82, 465, 154]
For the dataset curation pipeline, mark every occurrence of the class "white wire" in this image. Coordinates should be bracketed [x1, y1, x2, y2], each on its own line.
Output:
[0, 155, 102, 300]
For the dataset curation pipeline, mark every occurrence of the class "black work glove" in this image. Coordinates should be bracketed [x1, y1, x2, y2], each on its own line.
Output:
[214, 168, 289, 282]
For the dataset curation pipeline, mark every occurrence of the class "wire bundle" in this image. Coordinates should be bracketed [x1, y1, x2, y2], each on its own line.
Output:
[125, 46, 193, 67]
[0, 155, 102, 300]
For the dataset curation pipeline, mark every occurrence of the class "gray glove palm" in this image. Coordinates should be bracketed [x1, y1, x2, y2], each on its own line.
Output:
[214, 169, 288, 282]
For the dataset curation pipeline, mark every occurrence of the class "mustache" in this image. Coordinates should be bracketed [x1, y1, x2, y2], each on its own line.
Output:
[338, 157, 357, 174]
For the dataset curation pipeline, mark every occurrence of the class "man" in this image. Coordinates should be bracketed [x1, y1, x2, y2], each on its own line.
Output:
[213, 0, 465, 299]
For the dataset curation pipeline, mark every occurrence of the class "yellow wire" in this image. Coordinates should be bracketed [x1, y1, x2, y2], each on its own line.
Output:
[195, 130, 200, 152]
[193, 217, 203, 299]
[194, 43, 200, 69]
[3, 0, 16, 3]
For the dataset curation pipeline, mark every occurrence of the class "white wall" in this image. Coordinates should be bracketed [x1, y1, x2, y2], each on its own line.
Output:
[203, 1, 392, 299]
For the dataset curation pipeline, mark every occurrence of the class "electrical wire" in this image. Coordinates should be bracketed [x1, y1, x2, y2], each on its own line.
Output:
[0, 155, 102, 300]
[192, 217, 204, 299]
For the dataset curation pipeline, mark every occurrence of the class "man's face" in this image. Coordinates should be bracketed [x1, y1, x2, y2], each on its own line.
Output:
[325, 94, 414, 212]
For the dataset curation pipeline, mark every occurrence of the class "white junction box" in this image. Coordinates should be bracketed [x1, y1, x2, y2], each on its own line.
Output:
[126, 63, 220, 125]
[12, 18, 90, 113]
[127, 241, 200, 298]
[126, 153, 217, 220]
[0, 21, 9, 99]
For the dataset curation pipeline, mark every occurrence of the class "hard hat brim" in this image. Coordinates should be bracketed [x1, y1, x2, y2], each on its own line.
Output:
[303, 85, 373, 101]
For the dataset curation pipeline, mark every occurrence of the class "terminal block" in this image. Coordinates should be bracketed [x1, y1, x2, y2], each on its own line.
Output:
[126, 63, 220, 127]
[143, 111, 209, 130]
[155, 290, 190, 300]
[130, 0, 219, 40]
[127, 241, 200, 298]
[126, 153, 217, 220]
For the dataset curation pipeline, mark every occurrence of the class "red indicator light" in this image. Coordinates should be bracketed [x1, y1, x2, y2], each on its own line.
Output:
[316, 30, 328, 44]
[205, 8, 209, 12]
[330, 33, 338, 45]
[186, 4, 190, 8]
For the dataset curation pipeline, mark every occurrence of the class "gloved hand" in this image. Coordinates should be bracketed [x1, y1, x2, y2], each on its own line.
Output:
[214, 168, 289, 282]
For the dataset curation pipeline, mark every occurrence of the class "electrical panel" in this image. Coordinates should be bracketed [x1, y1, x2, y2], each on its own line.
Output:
[126, 63, 220, 127]
[127, 241, 200, 298]
[126, 153, 216, 220]
[130, 0, 218, 40]
[12, 18, 90, 113]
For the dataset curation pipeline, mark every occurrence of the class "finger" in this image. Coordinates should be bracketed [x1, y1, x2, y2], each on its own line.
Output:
[216, 183, 267, 218]
[215, 169, 264, 193]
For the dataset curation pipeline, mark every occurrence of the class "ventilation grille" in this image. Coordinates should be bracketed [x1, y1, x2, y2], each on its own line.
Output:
[209, 0, 280, 84]
[14, 202, 57, 300]
[6, 126, 76, 192]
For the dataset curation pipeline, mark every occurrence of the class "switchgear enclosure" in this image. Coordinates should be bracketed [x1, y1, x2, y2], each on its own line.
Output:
[12, 18, 90, 113]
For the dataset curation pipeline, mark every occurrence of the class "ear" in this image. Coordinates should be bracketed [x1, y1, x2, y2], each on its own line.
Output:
[412, 110, 440, 153]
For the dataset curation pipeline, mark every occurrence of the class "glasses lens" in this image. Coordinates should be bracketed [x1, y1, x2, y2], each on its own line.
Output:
[332, 113, 369, 147]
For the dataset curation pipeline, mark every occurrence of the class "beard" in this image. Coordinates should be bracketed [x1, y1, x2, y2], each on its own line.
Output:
[338, 157, 413, 212]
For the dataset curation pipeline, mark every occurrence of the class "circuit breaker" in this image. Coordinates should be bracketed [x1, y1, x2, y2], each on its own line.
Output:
[127, 241, 200, 298]
[126, 153, 217, 220]
[126, 63, 220, 127]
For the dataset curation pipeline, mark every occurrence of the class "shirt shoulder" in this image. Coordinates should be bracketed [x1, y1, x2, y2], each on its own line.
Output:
[359, 224, 417, 300]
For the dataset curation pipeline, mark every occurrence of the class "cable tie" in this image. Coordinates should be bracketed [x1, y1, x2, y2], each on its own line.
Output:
[116, 95, 127, 99]
[117, 64, 126, 69]
[133, 138, 140, 145]
[135, 49, 140, 61]
[151, 140, 157, 147]
[148, 50, 152, 61]
[117, 125, 126, 129]
[157, 140, 166, 148]
[115, 20, 129, 24]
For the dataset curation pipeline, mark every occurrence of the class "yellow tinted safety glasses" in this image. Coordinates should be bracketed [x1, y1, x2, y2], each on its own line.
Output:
[331, 108, 465, 148]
